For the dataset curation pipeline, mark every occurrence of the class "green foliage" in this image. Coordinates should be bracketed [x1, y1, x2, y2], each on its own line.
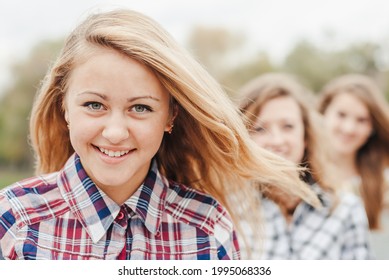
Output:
[0, 39, 63, 171]
[186, 27, 389, 99]
[0, 169, 34, 190]
[187, 25, 246, 81]
[283, 40, 386, 93]
[220, 52, 277, 97]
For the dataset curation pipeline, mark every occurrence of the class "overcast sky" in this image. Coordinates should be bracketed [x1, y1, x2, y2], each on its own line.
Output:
[1, 0, 389, 93]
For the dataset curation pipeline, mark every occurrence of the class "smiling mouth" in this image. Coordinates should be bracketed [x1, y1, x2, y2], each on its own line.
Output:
[93, 145, 132, 158]
[336, 135, 355, 143]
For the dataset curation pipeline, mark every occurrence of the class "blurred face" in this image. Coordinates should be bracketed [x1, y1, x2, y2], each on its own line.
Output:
[250, 96, 306, 165]
[323, 92, 373, 157]
[64, 48, 171, 200]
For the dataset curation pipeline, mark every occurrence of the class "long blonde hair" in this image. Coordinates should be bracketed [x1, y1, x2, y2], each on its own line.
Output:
[238, 72, 336, 195]
[318, 73, 389, 229]
[30, 9, 319, 235]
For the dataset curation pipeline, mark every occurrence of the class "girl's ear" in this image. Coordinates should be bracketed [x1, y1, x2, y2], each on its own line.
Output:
[171, 102, 179, 123]
[62, 95, 69, 124]
[165, 103, 179, 134]
[64, 110, 69, 124]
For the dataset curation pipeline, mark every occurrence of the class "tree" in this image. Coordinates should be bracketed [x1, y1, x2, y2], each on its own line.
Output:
[186, 26, 278, 97]
[283, 40, 344, 92]
[220, 51, 277, 97]
[0, 39, 63, 169]
[187, 25, 245, 80]
[283, 39, 387, 94]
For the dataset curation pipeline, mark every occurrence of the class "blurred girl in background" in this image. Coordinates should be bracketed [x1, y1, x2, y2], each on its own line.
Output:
[318, 74, 389, 258]
[238, 72, 372, 259]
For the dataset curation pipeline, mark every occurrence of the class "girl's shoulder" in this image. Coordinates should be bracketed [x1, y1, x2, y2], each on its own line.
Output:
[0, 172, 67, 227]
[164, 180, 233, 235]
[333, 190, 368, 223]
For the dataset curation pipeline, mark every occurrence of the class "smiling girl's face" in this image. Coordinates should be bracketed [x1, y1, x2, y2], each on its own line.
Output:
[322, 92, 373, 157]
[64, 47, 172, 202]
[250, 96, 306, 165]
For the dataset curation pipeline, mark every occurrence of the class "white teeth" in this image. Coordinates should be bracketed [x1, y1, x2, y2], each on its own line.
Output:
[98, 147, 130, 157]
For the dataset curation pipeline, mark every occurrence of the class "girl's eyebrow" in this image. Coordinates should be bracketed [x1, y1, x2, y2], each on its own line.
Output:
[127, 95, 160, 102]
[76, 91, 160, 102]
[77, 91, 107, 100]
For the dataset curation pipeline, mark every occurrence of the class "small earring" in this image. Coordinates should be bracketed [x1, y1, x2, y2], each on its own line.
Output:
[66, 121, 70, 129]
[168, 124, 174, 134]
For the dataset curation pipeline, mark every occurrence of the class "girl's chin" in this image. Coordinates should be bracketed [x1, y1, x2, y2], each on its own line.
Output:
[93, 178, 127, 189]
[334, 147, 357, 157]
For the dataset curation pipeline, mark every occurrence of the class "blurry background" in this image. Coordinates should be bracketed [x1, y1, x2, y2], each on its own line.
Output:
[1, 0, 389, 187]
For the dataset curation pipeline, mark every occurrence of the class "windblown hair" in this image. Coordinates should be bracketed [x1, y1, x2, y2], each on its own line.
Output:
[237, 72, 336, 195]
[317, 73, 389, 229]
[30, 9, 319, 237]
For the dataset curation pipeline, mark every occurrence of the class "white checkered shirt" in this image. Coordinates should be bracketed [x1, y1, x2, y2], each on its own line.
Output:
[241, 184, 373, 259]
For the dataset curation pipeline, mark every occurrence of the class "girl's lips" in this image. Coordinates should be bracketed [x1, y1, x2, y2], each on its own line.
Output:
[92, 145, 135, 162]
[98, 146, 130, 157]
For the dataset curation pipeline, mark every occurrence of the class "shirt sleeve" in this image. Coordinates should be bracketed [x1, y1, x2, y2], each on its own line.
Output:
[341, 195, 374, 259]
[0, 191, 18, 260]
[214, 206, 241, 260]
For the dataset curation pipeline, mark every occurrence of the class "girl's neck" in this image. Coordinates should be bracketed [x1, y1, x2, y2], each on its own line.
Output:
[331, 152, 359, 181]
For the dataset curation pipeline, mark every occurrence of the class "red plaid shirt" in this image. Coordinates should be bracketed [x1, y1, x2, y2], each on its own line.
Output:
[0, 154, 240, 260]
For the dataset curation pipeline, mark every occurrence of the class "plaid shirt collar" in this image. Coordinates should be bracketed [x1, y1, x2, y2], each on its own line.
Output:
[57, 154, 166, 243]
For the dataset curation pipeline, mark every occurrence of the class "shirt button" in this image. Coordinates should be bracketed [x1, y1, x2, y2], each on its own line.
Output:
[117, 211, 125, 220]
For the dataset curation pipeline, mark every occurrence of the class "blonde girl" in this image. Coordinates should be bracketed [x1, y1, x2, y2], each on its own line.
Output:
[0, 10, 317, 260]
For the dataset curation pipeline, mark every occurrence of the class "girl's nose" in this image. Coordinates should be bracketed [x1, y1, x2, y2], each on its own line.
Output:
[341, 118, 357, 134]
[269, 129, 285, 145]
[102, 115, 130, 144]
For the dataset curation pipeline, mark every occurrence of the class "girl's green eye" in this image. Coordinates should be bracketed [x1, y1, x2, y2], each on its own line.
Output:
[89, 103, 102, 110]
[132, 105, 152, 113]
[83, 102, 103, 110]
[134, 105, 146, 112]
